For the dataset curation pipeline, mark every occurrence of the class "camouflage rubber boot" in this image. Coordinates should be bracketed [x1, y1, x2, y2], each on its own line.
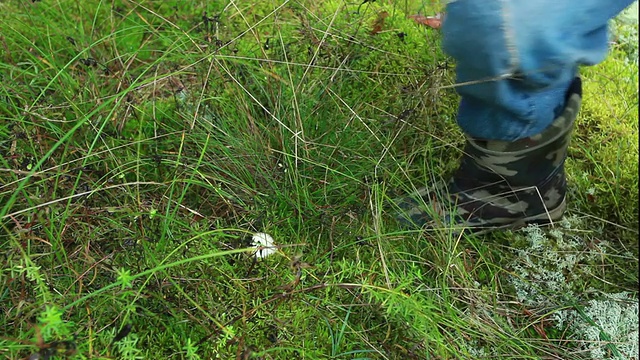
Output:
[395, 77, 582, 233]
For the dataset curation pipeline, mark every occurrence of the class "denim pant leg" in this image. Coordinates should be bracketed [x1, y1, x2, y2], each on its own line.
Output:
[442, 0, 634, 141]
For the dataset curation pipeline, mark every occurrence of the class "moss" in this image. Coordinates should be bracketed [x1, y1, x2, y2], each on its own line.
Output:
[569, 49, 639, 243]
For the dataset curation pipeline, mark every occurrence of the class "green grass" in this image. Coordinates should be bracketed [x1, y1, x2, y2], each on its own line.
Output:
[1, 1, 637, 359]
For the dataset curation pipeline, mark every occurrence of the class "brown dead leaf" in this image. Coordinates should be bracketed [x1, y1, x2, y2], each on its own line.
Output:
[408, 13, 443, 30]
[168, 76, 185, 93]
[370, 11, 389, 35]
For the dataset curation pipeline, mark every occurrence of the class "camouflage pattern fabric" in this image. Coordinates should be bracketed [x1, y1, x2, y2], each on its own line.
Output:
[395, 77, 582, 233]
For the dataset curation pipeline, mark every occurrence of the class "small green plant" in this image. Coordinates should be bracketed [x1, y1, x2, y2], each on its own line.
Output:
[182, 338, 202, 360]
[112, 332, 144, 360]
[37, 306, 74, 342]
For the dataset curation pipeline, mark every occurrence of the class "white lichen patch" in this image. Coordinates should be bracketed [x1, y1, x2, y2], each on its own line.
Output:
[553, 292, 638, 360]
[505, 216, 638, 359]
[508, 218, 594, 307]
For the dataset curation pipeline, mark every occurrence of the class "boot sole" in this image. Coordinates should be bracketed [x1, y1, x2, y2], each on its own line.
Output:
[469, 197, 567, 235]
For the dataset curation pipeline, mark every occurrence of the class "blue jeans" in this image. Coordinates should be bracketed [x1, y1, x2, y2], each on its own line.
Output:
[442, 0, 634, 141]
